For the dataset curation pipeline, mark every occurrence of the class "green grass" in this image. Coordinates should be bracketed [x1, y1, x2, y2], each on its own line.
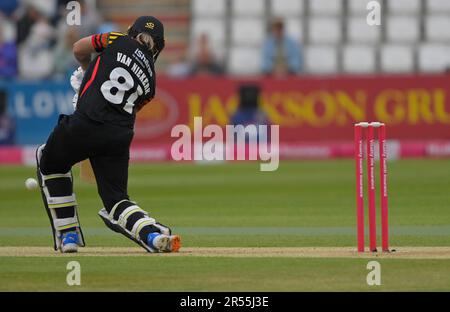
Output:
[2, 257, 450, 291]
[0, 160, 450, 291]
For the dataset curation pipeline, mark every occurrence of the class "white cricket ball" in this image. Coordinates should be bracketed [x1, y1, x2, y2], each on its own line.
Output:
[25, 178, 38, 190]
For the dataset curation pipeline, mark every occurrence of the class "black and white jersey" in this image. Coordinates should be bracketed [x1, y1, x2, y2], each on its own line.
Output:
[76, 32, 156, 128]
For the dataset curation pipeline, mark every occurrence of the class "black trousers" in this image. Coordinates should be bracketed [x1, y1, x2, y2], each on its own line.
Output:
[40, 113, 134, 212]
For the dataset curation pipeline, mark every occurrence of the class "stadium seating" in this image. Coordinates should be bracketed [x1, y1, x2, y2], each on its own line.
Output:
[418, 44, 450, 72]
[387, 0, 421, 15]
[284, 18, 303, 42]
[347, 17, 380, 44]
[304, 45, 338, 74]
[386, 16, 420, 43]
[191, 18, 226, 47]
[231, 18, 265, 46]
[270, 0, 304, 17]
[190, 18, 226, 60]
[380, 45, 415, 73]
[187, 0, 450, 75]
[348, 0, 373, 15]
[425, 16, 450, 42]
[342, 45, 376, 74]
[308, 17, 342, 44]
[228, 47, 262, 75]
[192, 0, 226, 17]
[309, 0, 343, 16]
[427, 0, 450, 13]
[231, 0, 265, 16]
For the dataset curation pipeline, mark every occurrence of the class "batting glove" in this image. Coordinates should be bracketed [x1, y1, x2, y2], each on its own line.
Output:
[70, 66, 84, 93]
[70, 67, 84, 110]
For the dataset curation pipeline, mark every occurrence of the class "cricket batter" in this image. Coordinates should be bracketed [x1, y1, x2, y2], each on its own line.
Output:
[36, 16, 181, 253]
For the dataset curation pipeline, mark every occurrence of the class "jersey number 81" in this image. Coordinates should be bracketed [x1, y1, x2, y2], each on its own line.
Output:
[100, 67, 143, 114]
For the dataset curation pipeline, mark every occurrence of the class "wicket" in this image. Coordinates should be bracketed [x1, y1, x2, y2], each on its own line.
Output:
[354, 122, 389, 252]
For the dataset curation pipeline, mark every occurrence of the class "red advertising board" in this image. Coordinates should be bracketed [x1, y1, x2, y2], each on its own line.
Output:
[134, 74, 450, 144]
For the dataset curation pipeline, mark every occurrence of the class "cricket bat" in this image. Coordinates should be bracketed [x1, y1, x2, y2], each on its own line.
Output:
[80, 159, 96, 183]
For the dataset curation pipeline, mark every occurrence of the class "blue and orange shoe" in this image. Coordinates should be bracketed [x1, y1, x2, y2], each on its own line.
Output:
[60, 231, 79, 253]
[147, 232, 181, 253]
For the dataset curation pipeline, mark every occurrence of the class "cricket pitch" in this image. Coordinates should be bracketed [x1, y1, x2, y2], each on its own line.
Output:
[1, 246, 450, 259]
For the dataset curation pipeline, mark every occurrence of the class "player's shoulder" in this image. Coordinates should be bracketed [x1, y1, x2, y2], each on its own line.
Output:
[107, 32, 127, 45]
[92, 32, 128, 52]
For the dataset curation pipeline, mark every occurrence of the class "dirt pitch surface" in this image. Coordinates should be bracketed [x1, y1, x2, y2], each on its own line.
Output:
[1, 246, 450, 259]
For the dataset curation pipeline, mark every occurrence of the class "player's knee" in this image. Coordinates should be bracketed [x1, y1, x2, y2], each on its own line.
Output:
[39, 151, 69, 176]
[39, 155, 53, 175]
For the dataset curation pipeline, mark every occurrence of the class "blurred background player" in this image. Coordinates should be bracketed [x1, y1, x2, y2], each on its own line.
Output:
[36, 15, 181, 253]
[231, 84, 270, 143]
